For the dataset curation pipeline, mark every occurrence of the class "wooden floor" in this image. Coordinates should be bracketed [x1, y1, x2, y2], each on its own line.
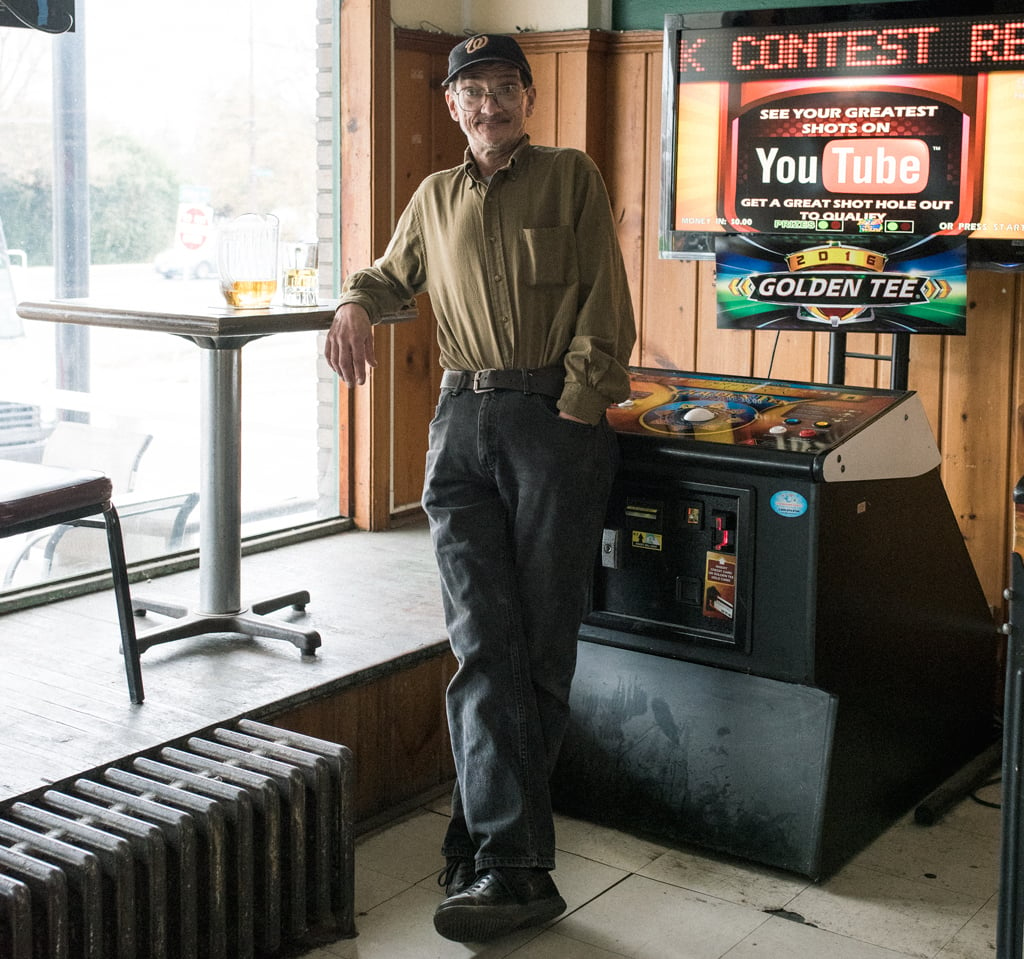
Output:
[0, 522, 447, 806]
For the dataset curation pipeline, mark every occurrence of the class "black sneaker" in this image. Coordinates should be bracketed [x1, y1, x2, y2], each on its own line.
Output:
[433, 867, 567, 943]
[437, 857, 477, 897]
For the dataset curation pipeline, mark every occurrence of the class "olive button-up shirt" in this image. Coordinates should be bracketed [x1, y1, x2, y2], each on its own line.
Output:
[340, 137, 636, 424]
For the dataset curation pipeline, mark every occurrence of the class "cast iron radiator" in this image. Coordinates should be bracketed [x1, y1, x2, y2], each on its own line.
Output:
[0, 719, 355, 959]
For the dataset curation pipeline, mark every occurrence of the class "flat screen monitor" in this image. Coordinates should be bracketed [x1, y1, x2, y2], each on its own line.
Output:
[660, 5, 1024, 269]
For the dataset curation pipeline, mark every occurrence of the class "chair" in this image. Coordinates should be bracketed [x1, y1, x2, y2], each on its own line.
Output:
[42, 420, 153, 491]
[0, 460, 144, 703]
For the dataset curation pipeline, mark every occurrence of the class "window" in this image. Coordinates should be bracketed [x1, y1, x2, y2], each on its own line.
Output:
[0, 0, 334, 593]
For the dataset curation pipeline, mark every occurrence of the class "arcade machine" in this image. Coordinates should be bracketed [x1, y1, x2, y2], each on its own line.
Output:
[551, 368, 999, 878]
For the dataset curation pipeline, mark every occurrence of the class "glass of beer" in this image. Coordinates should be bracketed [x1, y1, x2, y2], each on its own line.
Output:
[218, 213, 279, 309]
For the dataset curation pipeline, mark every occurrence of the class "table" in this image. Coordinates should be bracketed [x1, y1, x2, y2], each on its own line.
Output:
[15, 297, 409, 656]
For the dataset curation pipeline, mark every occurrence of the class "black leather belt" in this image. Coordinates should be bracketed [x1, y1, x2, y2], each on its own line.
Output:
[441, 368, 565, 398]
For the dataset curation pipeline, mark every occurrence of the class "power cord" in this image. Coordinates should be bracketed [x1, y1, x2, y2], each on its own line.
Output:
[764, 330, 781, 379]
[971, 776, 1002, 810]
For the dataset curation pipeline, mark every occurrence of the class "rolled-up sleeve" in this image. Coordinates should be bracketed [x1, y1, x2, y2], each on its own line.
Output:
[339, 202, 424, 323]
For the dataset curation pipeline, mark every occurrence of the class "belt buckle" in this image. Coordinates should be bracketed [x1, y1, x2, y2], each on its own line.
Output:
[472, 369, 496, 393]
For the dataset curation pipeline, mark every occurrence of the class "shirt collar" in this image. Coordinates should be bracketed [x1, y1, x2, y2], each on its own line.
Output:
[462, 135, 532, 184]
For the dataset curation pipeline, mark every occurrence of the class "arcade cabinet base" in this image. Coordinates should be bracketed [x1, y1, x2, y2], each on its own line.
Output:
[551, 638, 996, 880]
[552, 644, 836, 876]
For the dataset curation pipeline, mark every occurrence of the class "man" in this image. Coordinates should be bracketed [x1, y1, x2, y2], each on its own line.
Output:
[325, 33, 635, 943]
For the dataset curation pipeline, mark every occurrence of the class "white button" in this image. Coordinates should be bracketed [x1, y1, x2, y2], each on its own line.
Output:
[683, 407, 716, 423]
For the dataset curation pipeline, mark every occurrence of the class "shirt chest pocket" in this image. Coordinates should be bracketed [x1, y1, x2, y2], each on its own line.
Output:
[521, 226, 576, 287]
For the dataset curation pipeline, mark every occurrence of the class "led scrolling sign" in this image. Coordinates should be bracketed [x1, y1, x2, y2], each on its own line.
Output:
[678, 18, 1024, 80]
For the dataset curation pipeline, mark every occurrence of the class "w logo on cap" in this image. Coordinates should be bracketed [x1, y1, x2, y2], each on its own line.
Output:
[466, 36, 490, 54]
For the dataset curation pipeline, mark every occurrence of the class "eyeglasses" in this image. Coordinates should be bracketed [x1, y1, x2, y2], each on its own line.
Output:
[452, 83, 526, 112]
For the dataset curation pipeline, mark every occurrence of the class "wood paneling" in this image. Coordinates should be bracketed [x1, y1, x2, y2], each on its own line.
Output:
[939, 275, 1016, 604]
[368, 32, 462, 517]
[391, 42, 447, 513]
[367, 28, 1019, 613]
[338, 0, 395, 529]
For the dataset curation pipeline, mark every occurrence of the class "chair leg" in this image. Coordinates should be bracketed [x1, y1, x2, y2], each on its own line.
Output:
[102, 503, 145, 704]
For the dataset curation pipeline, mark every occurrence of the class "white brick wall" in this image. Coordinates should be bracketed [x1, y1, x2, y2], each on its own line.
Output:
[315, 0, 339, 516]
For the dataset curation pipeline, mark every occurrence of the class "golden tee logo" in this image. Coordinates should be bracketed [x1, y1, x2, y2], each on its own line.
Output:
[728, 242, 951, 326]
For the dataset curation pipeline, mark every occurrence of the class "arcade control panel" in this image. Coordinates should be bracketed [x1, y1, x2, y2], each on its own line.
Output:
[609, 367, 940, 482]
[587, 367, 951, 669]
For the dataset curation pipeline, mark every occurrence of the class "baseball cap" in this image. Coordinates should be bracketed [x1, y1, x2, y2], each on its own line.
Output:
[443, 34, 533, 87]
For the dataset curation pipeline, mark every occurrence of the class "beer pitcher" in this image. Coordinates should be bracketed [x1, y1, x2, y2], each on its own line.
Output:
[218, 213, 279, 309]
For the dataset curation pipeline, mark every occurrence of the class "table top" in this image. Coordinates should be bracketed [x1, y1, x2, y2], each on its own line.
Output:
[16, 298, 415, 344]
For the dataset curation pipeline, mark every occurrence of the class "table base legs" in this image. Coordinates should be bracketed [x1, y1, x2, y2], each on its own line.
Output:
[132, 591, 321, 656]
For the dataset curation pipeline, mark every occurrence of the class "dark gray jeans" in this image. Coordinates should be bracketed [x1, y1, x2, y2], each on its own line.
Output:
[422, 386, 618, 871]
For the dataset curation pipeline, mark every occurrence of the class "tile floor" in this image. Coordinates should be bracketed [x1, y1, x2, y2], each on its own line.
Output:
[299, 777, 1004, 959]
